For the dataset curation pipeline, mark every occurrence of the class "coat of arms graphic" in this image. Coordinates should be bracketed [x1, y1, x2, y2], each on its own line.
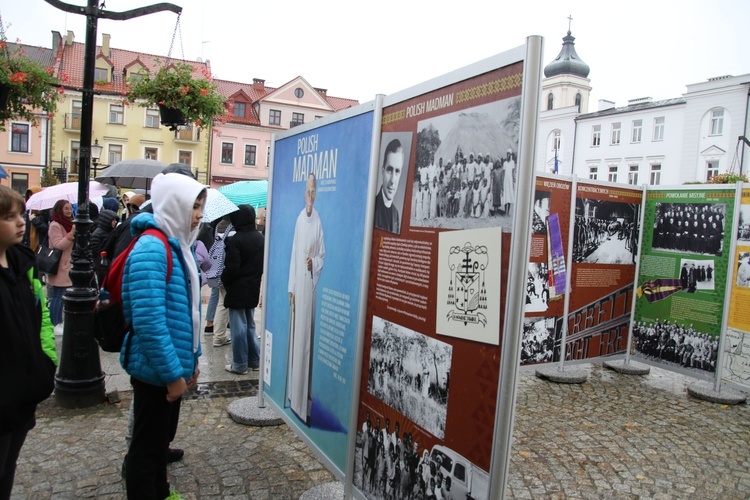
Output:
[446, 242, 488, 326]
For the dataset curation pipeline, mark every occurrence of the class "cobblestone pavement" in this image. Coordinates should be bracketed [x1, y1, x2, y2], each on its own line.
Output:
[10, 362, 750, 499]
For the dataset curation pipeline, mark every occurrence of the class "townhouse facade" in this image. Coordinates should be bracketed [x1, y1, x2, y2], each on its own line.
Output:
[0, 43, 55, 192]
[209, 76, 357, 186]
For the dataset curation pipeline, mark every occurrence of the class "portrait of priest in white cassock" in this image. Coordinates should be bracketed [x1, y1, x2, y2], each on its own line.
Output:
[287, 172, 325, 425]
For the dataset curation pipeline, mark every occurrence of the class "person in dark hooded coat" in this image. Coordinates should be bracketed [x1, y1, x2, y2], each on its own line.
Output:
[222, 204, 264, 374]
[90, 208, 119, 280]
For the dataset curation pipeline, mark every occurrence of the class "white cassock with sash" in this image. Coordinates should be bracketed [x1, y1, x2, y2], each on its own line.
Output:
[287, 207, 325, 423]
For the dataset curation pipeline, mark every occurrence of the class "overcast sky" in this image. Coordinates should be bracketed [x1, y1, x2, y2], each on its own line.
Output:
[2, 0, 749, 108]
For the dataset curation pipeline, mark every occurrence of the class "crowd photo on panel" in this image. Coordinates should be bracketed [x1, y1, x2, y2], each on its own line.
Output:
[632, 319, 718, 372]
[651, 202, 726, 256]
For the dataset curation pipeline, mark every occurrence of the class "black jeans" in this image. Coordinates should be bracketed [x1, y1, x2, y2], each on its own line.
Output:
[0, 421, 31, 500]
[126, 377, 181, 500]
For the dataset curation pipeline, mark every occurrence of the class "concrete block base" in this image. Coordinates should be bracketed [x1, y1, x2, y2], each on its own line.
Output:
[227, 396, 284, 426]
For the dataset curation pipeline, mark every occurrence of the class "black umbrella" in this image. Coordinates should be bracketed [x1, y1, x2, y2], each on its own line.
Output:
[95, 158, 168, 191]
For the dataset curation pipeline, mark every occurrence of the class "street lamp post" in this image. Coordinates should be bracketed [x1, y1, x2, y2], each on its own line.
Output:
[44, 0, 182, 408]
[91, 138, 103, 177]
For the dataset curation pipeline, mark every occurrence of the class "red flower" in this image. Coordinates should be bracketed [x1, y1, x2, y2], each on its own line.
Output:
[9, 72, 28, 83]
[57, 86, 65, 94]
[181, 85, 190, 95]
[200, 88, 208, 96]
[46, 67, 54, 75]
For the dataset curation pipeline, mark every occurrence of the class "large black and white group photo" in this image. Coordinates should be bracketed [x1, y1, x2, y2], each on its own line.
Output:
[573, 198, 640, 264]
[632, 319, 718, 373]
[367, 316, 452, 439]
[651, 202, 726, 256]
[408, 97, 521, 231]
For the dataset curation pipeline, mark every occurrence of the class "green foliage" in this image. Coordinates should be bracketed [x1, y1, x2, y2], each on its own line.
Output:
[40, 166, 58, 187]
[0, 39, 61, 131]
[706, 171, 748, 184]
[127, 62, 226, 128]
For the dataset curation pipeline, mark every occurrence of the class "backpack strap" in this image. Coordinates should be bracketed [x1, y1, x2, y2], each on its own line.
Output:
[141, 228, 173, 281]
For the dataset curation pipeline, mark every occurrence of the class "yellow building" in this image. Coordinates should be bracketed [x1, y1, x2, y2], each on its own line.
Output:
[49, 31, 210, 184]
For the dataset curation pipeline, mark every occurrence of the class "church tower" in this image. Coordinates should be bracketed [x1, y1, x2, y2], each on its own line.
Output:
[537, 19, 592, 175]
[542, 22, 592, 113]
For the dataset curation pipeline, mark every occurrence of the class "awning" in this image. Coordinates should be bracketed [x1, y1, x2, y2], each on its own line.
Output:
[0, 165, 7, 179]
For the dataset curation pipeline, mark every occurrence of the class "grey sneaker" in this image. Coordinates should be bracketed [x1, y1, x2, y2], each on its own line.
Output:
[225, 364, 248, 375]
[212, 338, 231, 347]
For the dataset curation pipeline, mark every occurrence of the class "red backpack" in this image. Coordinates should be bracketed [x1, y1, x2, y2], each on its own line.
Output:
[93, 228, 172, 352]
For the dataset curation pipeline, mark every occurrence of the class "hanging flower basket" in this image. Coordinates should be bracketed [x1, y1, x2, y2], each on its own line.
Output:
[0, 36, 61, 130]
[158, 103, 186, 131]
[127, 62, 226, 129]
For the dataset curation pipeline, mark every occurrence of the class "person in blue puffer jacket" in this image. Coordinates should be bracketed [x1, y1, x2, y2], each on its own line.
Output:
[120, 172, 205, 500]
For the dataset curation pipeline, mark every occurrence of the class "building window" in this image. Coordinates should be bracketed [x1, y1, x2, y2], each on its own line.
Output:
[589, 166, 598, 180]
[292, 112, 304, 127]
[11, 173, 29, 194]
[221, 142, 234, 163]
[109, 104, 124, 124]
[710, 109, 724, 136]
[628, 165, 639, 185]
[650, 164, 661, 185]
[653, 117, 664, 141]
[611, 122, 621, 145]
[575, 92, 582, 111]
[108, 144, 122, 165]
[591, 125, 601, 147]
[294, 87, 304, 98]
[267, 146, 271, 167]
[552, 130, 561, 151]
[70, 141, 80, 174]
[269, 109, 281, 126]
[146, 108, 160, 128]
[608, 165, 618, 183]
[547, 93, 554, 111]
[94, 67, 108, 82]
[179, 150, 192, 167]
[144, 147, 158, 160]
[233, 102, 246, 118]
[706, 160, 719, 181]
[244, 145, 257, 166]
[10, 123, 29, 152]
[631, 119, 642, 143]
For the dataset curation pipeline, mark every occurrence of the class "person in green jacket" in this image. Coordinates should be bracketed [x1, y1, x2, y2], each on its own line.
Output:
[0, 185, 57, 499]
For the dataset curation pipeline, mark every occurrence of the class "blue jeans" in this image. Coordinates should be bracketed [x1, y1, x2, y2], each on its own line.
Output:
[48, 286, 67, 326]
[205, 286, 220, 322]
[229, 308, 260, 372]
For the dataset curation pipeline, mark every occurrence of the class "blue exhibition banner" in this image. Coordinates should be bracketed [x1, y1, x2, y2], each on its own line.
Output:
[264, 110, 374, 472]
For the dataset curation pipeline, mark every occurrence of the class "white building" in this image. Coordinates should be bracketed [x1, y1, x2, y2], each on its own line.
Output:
[536, 30, 750, 185]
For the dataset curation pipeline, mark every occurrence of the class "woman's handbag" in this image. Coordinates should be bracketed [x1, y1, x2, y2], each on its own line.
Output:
[37, 238, 62, 275]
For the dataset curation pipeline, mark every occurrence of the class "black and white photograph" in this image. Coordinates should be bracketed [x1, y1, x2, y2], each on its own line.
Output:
[738, 204, 750, 243]
[532, 190, 551, 235]
[651, 202, 726, 257]
[632, 319, 718, 374]
[374, 132, 412, 235]
[525, 262, 550, 313]
[353, 422, 483, 500]
[367, 316, 452, 439]
[573, 199, 640, 264]
[736, 251, 750, 288]
[408, 96, 521, 230]
[520, 316, 561, 366]
[678, 258, 716, 293]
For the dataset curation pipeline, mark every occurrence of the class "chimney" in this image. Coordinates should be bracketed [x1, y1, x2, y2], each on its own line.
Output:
[101, 33, 110, 57]
[598, 99, 615, 111]
[51, 31, 62, 55]
[314, 87, 327, 96]
[253, 78, 265, 90]
[66, 30, 75, 46]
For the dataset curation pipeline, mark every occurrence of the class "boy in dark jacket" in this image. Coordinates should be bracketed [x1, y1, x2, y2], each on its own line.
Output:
[0, 185, 57, 498]
[222, 204, 264, 374]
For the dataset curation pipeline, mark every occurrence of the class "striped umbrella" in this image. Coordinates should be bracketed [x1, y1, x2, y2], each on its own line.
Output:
[217, 180, 268, 208]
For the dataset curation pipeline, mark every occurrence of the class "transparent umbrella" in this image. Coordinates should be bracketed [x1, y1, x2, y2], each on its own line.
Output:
[26, 181, 111, 210]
